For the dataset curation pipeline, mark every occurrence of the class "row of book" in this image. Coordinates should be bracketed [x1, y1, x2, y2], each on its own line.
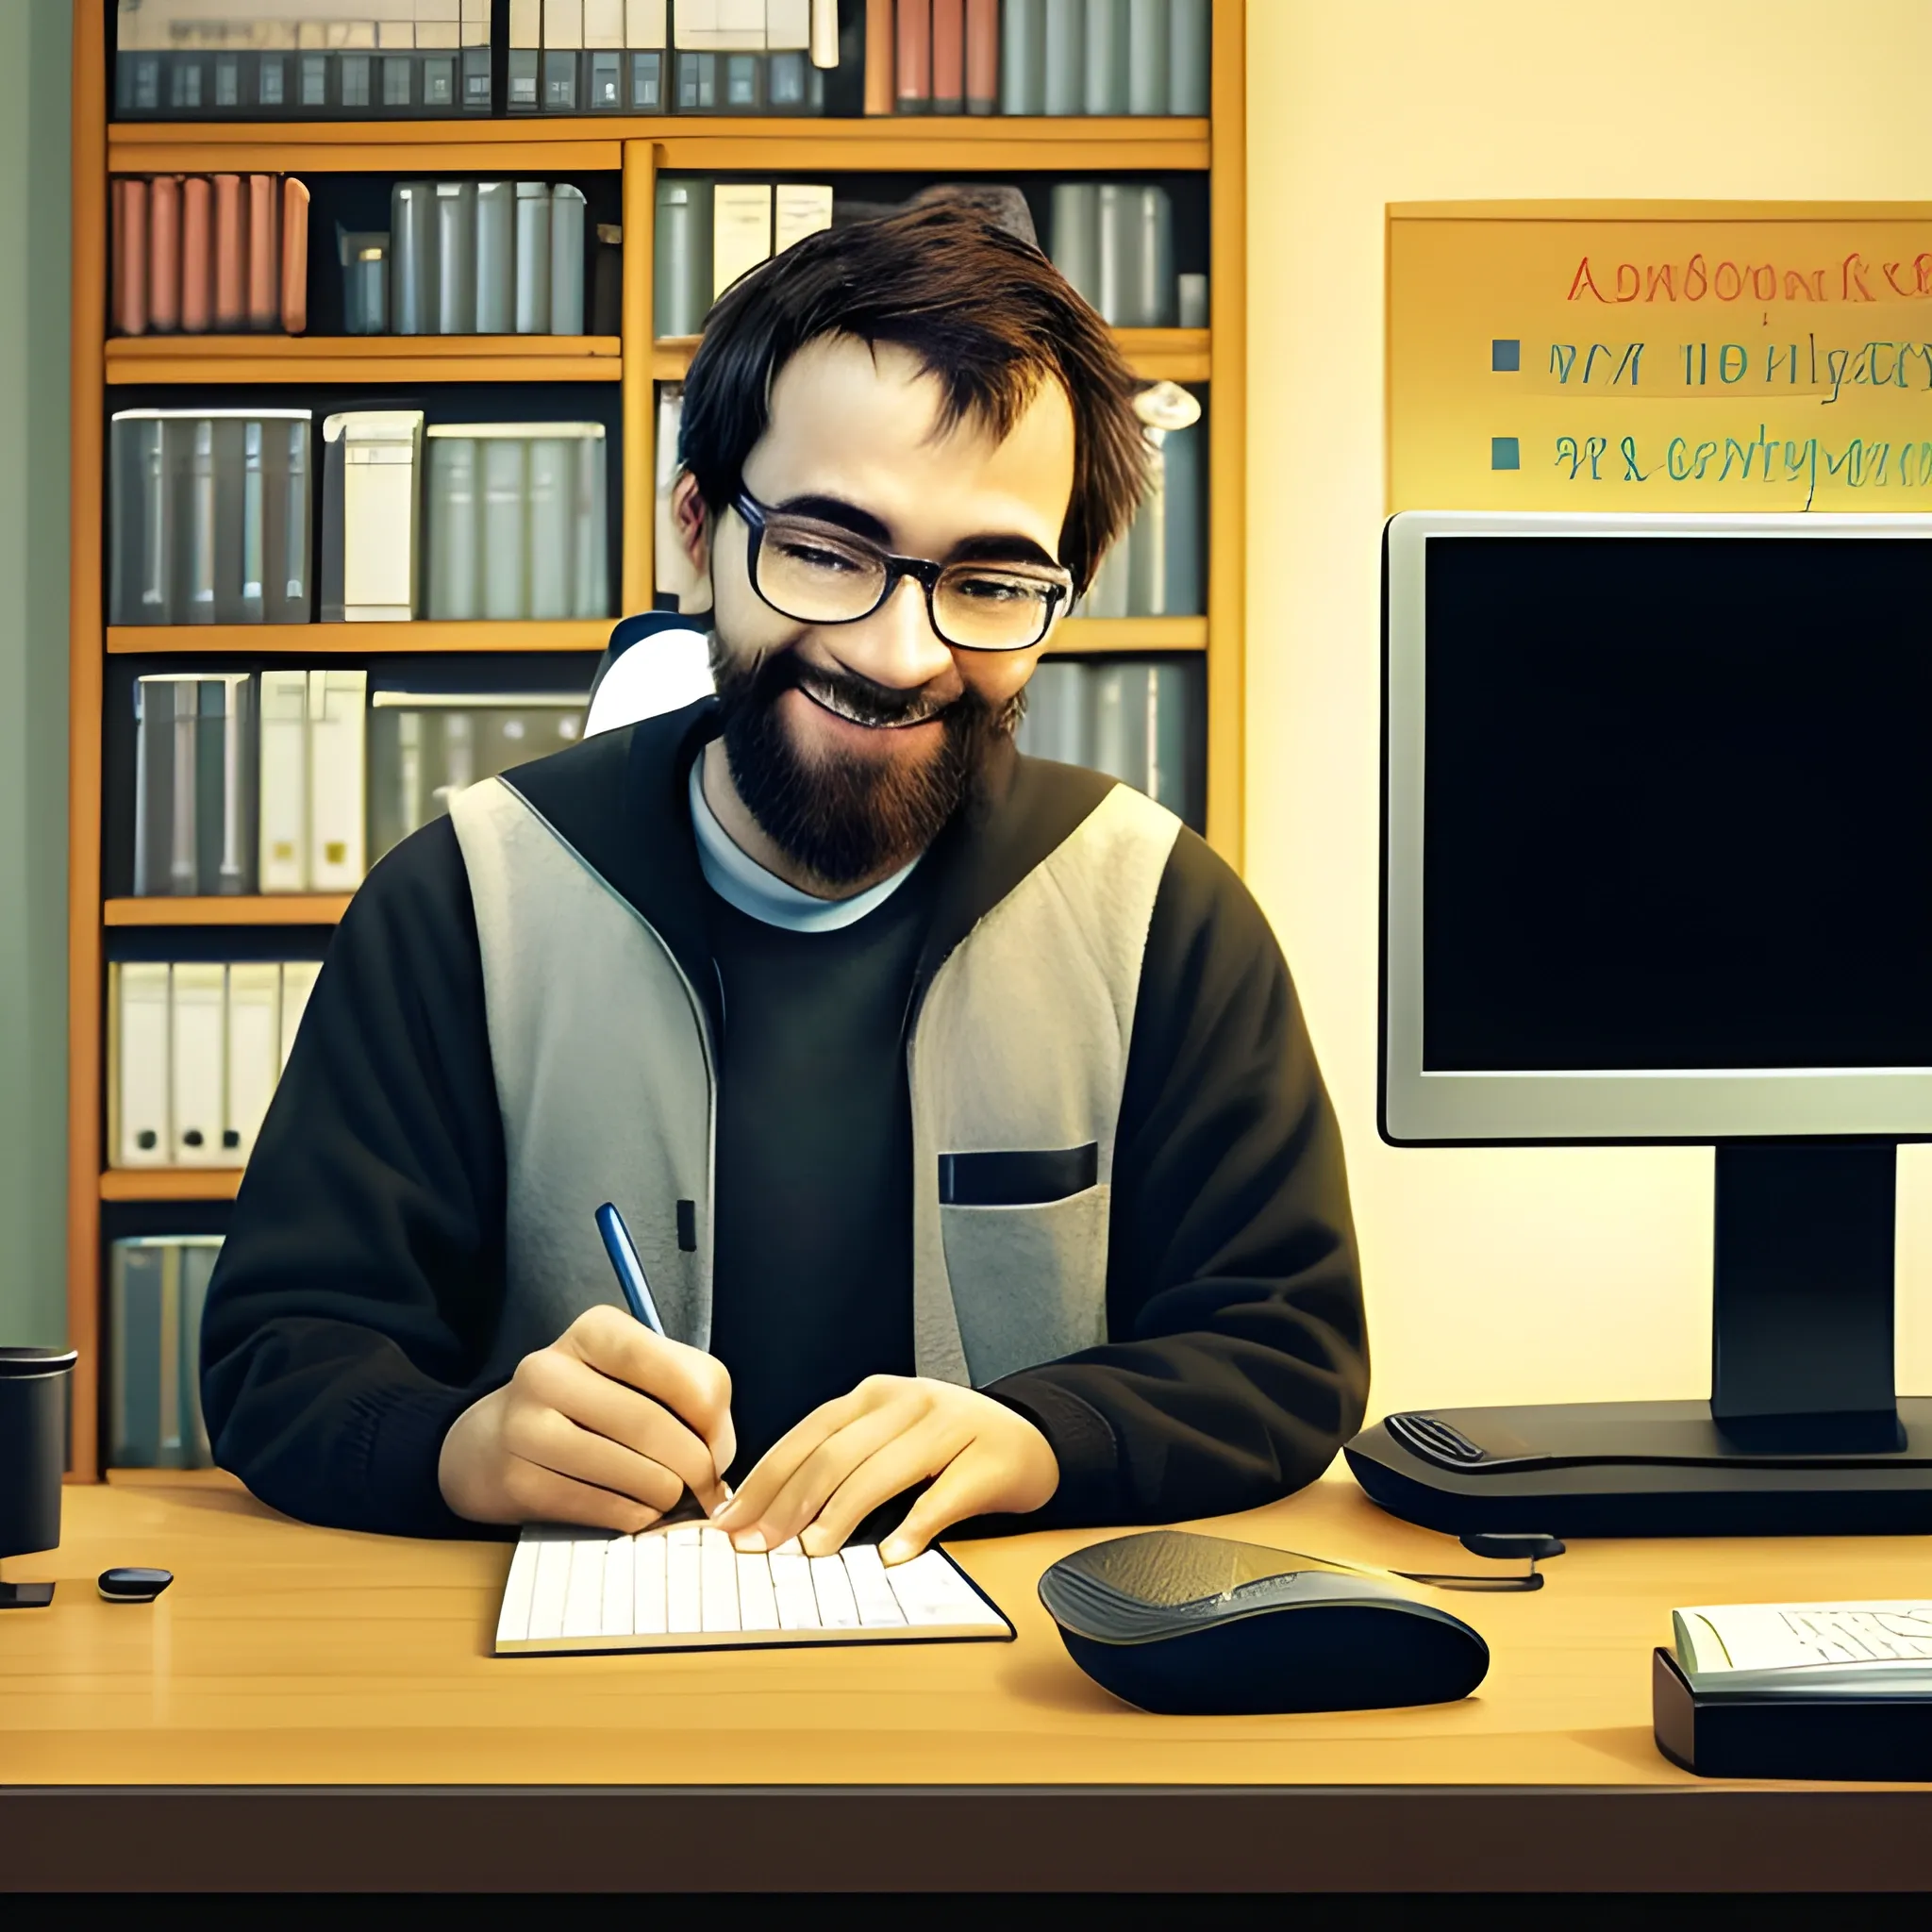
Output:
[109, 1235, 225, 1469]
[112, 175, 311, 338]
[879, 0, 1208, 116]
[130, 669, 587, 896]
[351, 180, 599, 336]
[109, 960, 320, 1168]
[115, 0, 494, 118]
[653, 178, 833, 336]
[508, 0, 842, 114]
[108, 409, 612, 626]
[1048, 182, 1203, 330]
[1015, 657, 1199, 820]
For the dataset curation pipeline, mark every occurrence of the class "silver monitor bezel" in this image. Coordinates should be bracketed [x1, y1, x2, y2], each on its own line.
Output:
[1382, 508, 1932, 1144]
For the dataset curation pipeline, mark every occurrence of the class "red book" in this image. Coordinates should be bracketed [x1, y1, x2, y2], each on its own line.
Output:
[930, 0, 962, 111]
[212, 173, 245, 331]
[280, 178, 309, 335]
[246, 175, 279, 330]
[180, 176, 212, 334]
[965, 0, 998, 113]
[863, 0, 893, 114]
[894, 0, 929, 112]
[149, 176, 181, 332]
[114, 177, 148, 338]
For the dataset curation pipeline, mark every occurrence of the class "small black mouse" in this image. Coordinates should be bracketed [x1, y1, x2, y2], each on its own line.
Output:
[98, 1567, 173, 1603]
[1039, 1530, 1490, 1715]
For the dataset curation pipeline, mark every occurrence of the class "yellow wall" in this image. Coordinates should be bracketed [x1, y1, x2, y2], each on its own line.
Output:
[1244, 0, 1932, 1421]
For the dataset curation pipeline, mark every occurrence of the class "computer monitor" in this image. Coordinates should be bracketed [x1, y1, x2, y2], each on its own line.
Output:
[1349, 511, 1932, 1536]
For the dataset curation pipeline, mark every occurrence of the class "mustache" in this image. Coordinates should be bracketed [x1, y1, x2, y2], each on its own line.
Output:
[742, 651, 958, 732]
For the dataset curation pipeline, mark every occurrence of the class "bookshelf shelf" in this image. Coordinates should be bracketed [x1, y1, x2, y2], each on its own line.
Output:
[105, 335, 622, 385]
[70, 5, 1245, 1485]
[107, 115, 1210, 176]
[652, 328, 1209, 384]
[106, 618, 613, 655]
[105, 895, 354, 927]
[100, 1168, 245, 1202]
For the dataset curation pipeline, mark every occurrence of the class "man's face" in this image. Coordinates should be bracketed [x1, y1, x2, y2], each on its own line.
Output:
[690, 334, 1077, 887]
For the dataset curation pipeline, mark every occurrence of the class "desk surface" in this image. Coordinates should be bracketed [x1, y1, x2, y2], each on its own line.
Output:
[4, 1474, 1930, 1891]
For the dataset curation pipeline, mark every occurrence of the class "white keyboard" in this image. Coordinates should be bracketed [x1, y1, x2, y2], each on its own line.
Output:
[495, 1522, 1012, 1654]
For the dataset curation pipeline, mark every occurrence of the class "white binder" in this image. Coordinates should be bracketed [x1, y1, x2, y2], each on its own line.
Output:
[225, 961, 283, 1163]
[170, 961, 229, 1168]
[109, 961, 174, 1168]
[308, 667, 368, 891]
[280, 958, 322, 1070]
[258, 666, 310, 891]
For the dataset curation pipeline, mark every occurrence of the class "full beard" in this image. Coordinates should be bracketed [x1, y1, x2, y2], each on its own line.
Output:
[709, 637, 1017, 889]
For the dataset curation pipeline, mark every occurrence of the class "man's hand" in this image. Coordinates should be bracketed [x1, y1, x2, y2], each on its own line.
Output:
[710, 1375, 1058, 1564]
[438, 1306, 734, 1533]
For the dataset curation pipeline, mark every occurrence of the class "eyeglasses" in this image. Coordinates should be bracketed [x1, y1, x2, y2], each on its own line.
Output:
[731, 489, 1074, 653]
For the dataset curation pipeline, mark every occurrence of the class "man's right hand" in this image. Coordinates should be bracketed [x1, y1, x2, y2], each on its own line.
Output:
[438, 1306, 734, 1533]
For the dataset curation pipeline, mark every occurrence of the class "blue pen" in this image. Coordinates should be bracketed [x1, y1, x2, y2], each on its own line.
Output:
[594, 1201, 666, 1337]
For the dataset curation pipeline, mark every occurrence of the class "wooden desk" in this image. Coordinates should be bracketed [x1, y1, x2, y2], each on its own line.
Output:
[3, 1474, 1929, 1890]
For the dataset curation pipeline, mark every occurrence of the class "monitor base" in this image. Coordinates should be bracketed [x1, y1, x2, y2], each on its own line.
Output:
[1343, 1398, 1932, 1537]
[0, 1580, 55, 1608]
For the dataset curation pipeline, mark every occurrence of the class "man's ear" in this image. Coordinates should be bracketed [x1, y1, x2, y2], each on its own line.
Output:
[669, 471, 714, 615]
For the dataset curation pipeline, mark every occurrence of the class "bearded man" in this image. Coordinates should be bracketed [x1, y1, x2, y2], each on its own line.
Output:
[202, 205, 1368, 1558]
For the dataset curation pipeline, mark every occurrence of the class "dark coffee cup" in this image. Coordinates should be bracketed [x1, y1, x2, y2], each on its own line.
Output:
[0, 1348, 76, 1562]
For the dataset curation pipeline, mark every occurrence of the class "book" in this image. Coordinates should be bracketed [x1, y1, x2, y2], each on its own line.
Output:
[550, 184, 588, 333]
[391, 179, 434, 334]
[258, 668, 309, 891]
[895, 0, 931, 110]
[1041, 0, 1083, 113]
[864, 0, 894, 112]
[308, 668, 369, 891]
[434, 180, 478, 334]
[515, 180, 553, 334]
[426, 436, 484, 620]
[966, 0, 999, 110]
[1000, 0, 1044, 111]
[1083, 0, 1126, 112]
[322, 410, 424, 622]
[773, 183, 835, 256]
[130, 672, 258, 895]
[179, 1240, 222, 1465]
[225, 961, 283, 1161]
[1047, 181, 1099, 308]
[654, 177, 714, 335]
[1012, 657, 1200, 823]
[341, 229, 390, 335]
[509, 0, 542, 108]
[114, 177, 148, 337]
[212, 174, 245, 329]
[713, 182, 774, 297]
[181, 175, 212, 331]
[108, 962, 172, 1168]
[170, 962, 228, 1167]
[280, 177, 309, 332]
[108, 1237, 225, 1469]
[151, 176, 182, 331]
[1125, 0, 1164, 113]
[932, 0, 964, 111]
[246, 174, 279, 329]
[1168, 0, 1208, 114]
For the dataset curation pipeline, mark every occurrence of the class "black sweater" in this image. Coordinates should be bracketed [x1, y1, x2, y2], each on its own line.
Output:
[200, 706, 1369, 1538]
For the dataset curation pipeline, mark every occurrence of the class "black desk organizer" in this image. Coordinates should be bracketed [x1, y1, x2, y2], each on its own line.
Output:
[1653, 1646, 1932, 1780]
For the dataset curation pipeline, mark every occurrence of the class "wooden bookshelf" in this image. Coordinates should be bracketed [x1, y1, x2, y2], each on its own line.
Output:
[100, 1168, 245, 1203]
[107, 618, 613, 655]
[69, 4, 1248, 1480]
[105, 335, 622, 385]
[653, 327, 1210, 384]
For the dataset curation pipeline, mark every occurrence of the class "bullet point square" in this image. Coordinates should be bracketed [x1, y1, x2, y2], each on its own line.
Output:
[1491, 436, 1521, 471]
[1491, 338, 1521, 373]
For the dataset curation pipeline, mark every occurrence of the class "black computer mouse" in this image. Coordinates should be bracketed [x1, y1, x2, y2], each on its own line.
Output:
[1038, 1530, 1491, 1715]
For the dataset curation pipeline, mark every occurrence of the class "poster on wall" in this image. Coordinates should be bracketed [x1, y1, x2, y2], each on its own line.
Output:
[1388, 202, 1932, 513]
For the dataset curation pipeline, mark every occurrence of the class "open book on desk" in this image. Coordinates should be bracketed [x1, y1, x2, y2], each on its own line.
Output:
[495, 1499, 1013, 1656]
[1672, 1601, 1932, 1695]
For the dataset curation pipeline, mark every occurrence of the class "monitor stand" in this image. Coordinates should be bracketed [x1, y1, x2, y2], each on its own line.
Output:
[1344, 1141, 1932, 1536]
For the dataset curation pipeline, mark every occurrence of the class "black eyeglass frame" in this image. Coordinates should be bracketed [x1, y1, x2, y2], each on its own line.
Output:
[730, 488, 1075, 652]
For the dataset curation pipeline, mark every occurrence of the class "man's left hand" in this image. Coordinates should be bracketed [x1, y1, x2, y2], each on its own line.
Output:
[709, 1376, 1058, 1564]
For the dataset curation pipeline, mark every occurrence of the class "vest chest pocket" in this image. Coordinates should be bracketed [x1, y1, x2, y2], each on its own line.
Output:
[938, 1144, 1110, 1385]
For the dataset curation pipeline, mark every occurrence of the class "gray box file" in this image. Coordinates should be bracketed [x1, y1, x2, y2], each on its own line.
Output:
[132, 674, 259, 897]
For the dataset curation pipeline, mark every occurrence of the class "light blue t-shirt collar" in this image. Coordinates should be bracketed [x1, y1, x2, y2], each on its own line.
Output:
[688, 754, 919, 933]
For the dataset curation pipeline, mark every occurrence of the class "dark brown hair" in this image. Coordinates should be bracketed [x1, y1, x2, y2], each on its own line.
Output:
[678, 202, 1147, 594]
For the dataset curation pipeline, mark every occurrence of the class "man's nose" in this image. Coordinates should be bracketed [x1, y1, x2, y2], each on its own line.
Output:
[824, 575, 957, 693]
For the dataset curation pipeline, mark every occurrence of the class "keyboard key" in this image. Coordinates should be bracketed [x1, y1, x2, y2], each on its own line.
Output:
[701, 1525, 741, 1632]
[771, 1550, 821, 1630]
[667, 1532, 702, 1633]
[600, 1535, 634, 1637]
[633, 1529, 667, 1635]
[888, 1548, 1005, 1627]
[737, 1551, 780, 1631]
[810, 1554, 861, 1629]
[841, 1543, 907, 1627]
[527, 1533, 574, 1641]
[562, 1534, 606, 1639]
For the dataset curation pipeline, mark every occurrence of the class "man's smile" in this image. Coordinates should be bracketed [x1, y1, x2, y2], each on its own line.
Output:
[794, 666, 949, 731]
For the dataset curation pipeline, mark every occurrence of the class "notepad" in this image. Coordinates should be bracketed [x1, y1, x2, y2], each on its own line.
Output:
[495, 1518, 1014, 1655]
[1673, 1601, 1932, 1693]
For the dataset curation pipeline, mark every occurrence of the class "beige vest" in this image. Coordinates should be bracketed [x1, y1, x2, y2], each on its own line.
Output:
[449, 775, 1179, 1388]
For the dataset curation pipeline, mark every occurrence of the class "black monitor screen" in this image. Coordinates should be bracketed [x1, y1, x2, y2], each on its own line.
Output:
[1421, 535, 1932, 1073]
